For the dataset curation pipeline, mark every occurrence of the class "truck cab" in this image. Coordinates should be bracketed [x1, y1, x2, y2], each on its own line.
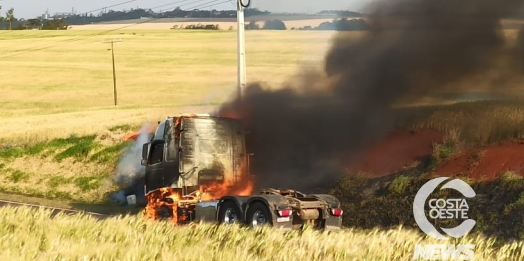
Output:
[141, 114, 248, 196]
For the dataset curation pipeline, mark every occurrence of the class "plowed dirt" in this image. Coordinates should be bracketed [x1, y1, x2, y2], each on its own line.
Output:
[354, 128, 524, 181]
[432, 141, 524, 180]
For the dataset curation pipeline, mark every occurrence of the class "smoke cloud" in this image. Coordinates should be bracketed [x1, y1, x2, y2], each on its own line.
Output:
[218, 0, 524, 191]
[114, 123, 153, 189]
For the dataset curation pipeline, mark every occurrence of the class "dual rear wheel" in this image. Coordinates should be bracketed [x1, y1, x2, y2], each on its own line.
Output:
[217, 201, 240, 224]
[217, 201, 272, 227]
[246, 202, 270, 228]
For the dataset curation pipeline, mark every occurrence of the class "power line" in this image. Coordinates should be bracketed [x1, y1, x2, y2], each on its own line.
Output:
[76, 0, 213, 31]
[150, 0, 195, 10]
[0, 0, 232, 59]
[0, 0, 221, 37]
[84, 0, 138, 15]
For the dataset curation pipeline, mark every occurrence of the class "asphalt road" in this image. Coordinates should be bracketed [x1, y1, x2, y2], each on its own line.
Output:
[0, 198, 109, 220]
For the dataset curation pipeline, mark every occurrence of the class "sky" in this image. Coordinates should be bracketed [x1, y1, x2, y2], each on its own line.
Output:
[0, 0, 373, 19]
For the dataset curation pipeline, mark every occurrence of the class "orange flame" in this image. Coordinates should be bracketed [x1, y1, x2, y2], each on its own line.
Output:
[143, 187, 181, 224]
[199, 177, 254, 201]
[123, 131, 140, 141]
[123, 124, 155, 141]
[143, 173, 255, 223]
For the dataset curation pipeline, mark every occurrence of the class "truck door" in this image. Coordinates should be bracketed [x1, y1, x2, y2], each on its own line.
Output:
[163, 118, 179, 188]
[144, 121, 167, 193]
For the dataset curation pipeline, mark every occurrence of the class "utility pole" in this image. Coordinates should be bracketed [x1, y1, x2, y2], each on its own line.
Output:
[104, 39, 122, 106]
[237, 0, 250, 100]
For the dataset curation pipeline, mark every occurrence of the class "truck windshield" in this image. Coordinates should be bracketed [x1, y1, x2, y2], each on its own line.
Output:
[153, 120, 166, 141]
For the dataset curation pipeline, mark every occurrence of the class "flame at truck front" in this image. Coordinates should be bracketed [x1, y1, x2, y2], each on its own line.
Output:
[141, 115, 255, 223]
[143, 173, 254, 224]
[143, 187, 181, 223]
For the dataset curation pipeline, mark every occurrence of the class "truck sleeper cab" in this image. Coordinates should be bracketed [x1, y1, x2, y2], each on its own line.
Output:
[141, 114, 247, 196]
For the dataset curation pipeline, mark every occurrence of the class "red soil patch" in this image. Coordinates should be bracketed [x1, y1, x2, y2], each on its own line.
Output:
[432, 141, 524, 180]
[352, 129, 444, 176]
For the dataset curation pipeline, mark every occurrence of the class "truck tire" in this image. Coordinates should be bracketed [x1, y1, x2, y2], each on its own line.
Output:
[246, 202, 272, 228]
[217, 200, 241, 224]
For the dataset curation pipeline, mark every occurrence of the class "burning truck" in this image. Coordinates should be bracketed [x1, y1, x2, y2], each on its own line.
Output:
[135, 113, 343, 230]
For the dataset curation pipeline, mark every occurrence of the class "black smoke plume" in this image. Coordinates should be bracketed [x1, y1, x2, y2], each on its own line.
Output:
[218, 0, 524, 191]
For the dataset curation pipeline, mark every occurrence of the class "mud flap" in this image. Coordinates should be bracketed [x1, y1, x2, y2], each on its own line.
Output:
[324, 214, 342, 231]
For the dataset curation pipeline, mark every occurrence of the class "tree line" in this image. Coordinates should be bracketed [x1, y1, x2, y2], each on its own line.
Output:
[295, 18, 368, 31]
[0, 6, 271, 30]
[65, 8, 270, 25]
[0, 6, 16, 30]
[0, 6, 367, 31]
[0, 6, 68, 30]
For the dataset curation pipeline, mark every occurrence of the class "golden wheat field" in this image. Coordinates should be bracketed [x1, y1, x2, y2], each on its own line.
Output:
[0, 29, 339, 142]
[0, 206, 522, 261]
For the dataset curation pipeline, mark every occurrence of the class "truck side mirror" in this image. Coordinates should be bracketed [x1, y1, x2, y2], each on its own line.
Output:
[141, 142, 150, 166]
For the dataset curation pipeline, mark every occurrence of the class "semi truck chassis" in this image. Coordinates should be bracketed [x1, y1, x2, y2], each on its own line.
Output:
[144, 187, 343, 230]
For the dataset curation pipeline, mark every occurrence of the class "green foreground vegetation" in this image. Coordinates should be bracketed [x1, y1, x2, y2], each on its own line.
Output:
[0, 206, 523, 261]
[0, 124, 137, 203]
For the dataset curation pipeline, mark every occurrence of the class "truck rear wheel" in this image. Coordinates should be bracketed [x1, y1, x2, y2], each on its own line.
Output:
[217, 201, 241, 224]
[246, 202, 272, 228]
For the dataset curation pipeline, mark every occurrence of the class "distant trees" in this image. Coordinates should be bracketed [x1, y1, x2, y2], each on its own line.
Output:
[6, 8, 14, 30]
[26, 19, 43, 30]
[0, 7, 18, 30]
[0, 6, 69, 30]
[171, 23, 220, 30]
[41, 18, 68, 30]
[64, 7, 270, 25]
[262, 19, 286, 30]
[297, 18, 368, 31]
[180, 23, 220, 30]
[245, 20, 286, 30]
[245, 21, 260, 30]
[317, 18, 368, 31]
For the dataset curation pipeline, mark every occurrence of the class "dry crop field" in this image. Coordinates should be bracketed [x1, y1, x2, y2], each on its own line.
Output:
[0, 29, 337, 141]
[0, 206, 523, 261]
